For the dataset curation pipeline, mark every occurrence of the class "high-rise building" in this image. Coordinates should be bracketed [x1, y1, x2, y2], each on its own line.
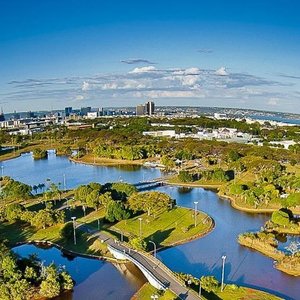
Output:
[145, 101, 155, 116]
[80, 107, 91, 116]
[65, 107, 73, 117]
[136, 104, 145, 116]
[26, 111, 35, 118]
[12, 110, 20, 120]
[0, 108, 4, 122]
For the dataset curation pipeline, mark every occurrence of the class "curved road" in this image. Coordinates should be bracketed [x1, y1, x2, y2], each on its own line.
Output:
[78, 223, 200, 300]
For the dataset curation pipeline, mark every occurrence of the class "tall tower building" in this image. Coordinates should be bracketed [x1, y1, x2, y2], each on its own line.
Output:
[145, 101, 155, 116]
[136, 104, 145, 116]
[65, 107, 73, 117]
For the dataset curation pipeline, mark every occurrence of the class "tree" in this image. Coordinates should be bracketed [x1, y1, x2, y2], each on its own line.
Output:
[227, 150, 241, 162]
[284, 193, 300, 208]
[60, 222, 74, 241]
[178, 171, 194, 183]
[110, 182, 137, 200]
[1, 179, 32, 200]
[128, 191, 173, 216]
[59, 271, 74, 291]
[271, 209, 291, 227]
[32, 148, 48, 160]
[86, 190, 101, 210]
[161, 156, 175, 170]
[74, 185, 92, 203]
[99, 192, 113, 208]
[4, 204, 25, 222]
[105, 200, 131, 222]
[200, 276, 219, 293]
[39, 265, 61, 298]
[1, 256, 21, 281]
[229, 184, 247, 195]
[129, 237, 147, 251]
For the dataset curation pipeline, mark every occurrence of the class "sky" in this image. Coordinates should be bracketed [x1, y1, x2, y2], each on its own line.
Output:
[0, 0, 300, 113]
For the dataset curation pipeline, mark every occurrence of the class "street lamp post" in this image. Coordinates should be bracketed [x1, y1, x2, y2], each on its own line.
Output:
[199, 277, 202, 298]
[0, 166, 3, 189]
[221, 255, 226, 292]
[194, 201, 198, 227]
[71, 217, 77, 246]
[149, 240, 157, 258]
[138, 217, 142, 238]
[63, 174, 66, 191]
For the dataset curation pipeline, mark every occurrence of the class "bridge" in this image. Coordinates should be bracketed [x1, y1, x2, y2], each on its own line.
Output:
[78, 224, 200, 300]
[133, 175, 173, 191]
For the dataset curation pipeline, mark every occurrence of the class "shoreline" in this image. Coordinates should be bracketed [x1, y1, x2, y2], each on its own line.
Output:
[69, 155, 145, 166]
[238, 236, 300, 276]
[14, 240, 124, 264]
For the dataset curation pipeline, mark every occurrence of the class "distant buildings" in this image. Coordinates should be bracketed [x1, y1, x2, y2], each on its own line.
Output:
[136, 101, 155, 116]
[136, 104, 146, 116]
[80, 107, 91, 116]
[65, 107, 72, 117]
[0, 112, 5, 122]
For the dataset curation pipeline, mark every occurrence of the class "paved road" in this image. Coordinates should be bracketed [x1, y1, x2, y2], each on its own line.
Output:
[78, 223, 200, 300]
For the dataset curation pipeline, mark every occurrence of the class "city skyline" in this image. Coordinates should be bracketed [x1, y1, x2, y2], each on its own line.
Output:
[1, 1, 300, 113]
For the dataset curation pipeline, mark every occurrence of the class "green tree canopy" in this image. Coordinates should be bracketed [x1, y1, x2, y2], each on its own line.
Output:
[128, 191, 173, 216]
[200, 276, 219, 293]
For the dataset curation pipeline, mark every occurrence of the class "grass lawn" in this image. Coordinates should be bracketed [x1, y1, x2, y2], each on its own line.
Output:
[131, 283, 178, 300]
[214, 285, 282, 300]
[131, 282, 282, 300]
[0, 220, 112, 258]
[113, 207, 213, 247]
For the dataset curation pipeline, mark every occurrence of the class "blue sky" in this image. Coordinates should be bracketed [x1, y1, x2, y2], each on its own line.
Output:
[0, 0, 300, 113]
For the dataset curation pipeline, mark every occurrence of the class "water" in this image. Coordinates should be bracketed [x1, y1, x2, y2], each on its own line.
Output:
[0, 150, 161, 188]
[4, 152, 300, 299]
[13, 244, 146, 300]
[156, 186, 299, 300]
[250, 115, 300, 125]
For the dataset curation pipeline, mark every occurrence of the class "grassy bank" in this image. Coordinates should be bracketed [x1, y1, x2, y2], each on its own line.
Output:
[132, 283, 282, 300]
[238, 233, 300, 276]
[113, 207, 214, 248]
[0, 220, 113, 260]
[131, 283, 178, 300]
[70, 154, 144, 166]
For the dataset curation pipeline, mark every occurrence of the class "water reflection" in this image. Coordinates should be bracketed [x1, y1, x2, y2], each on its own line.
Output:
[13, 244, 146, 300]
[3, 154, 300, 300]
[155, 186, 300, 300]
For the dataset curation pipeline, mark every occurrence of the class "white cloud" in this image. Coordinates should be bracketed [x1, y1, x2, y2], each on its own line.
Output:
[82, 81, 90, 91]
[5, 64, 294, 113]
[173, 67, 200, 75]
[215, 67, 228, 76]
[75, 95, 84, 101]
[181, 75, 199, 86]
[135, 90, 204, 98]
[267, 98, 279, 106]
[129, 66, 156, 74]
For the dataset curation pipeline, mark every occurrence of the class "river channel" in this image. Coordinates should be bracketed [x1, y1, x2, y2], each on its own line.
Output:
[3, 151, 300, 300]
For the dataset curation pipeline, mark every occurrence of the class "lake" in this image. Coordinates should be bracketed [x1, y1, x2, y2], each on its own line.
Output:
[5, 152, 300, 300]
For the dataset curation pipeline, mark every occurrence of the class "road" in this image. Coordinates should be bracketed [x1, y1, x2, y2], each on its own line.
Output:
[78, 223, 200, 300]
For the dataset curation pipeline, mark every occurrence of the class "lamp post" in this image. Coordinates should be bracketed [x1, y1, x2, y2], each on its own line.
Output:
[199, 278, 202, 298]
[71, 217, 77, 246]
[221, 255, 226, 292]
[63, 174, 66, 191]
[138, 217, 142, 238]
[194, 201, 198, 227]
[149, 240, 157, 258]
[0, 165, 3, 189]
